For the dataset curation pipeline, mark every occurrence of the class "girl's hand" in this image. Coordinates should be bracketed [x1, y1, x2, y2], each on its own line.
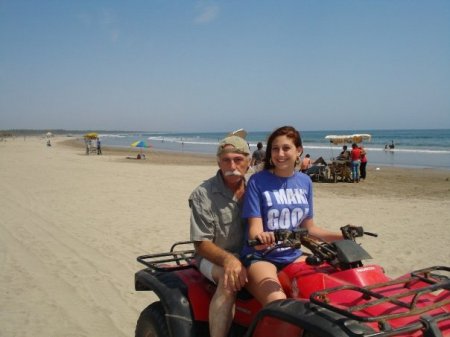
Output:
[254, 231, 275, 250]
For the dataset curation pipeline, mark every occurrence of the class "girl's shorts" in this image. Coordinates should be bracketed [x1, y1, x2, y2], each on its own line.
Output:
[241, 253, 289, 271]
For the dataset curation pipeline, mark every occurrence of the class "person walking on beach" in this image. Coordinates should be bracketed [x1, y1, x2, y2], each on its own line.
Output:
[96, 138, 102, 155]
[360, 146, 368, 180]
[251, 142, 266, 168]
[189, 135, 250, 337]
[240, 126, 344, 306]
[350, 143, 362, 182]
[85, 138, 90, 155]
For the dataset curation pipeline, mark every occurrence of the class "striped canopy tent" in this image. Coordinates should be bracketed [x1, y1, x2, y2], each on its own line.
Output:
[325, 134, 372, 145]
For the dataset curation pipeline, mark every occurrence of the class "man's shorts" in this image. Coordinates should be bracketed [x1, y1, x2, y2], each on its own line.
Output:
[198, 258, 216, 284]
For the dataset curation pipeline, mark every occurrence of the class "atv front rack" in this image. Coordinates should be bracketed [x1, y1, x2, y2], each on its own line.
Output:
[137, 241, 196, 272]
[310, 266, 450, 336]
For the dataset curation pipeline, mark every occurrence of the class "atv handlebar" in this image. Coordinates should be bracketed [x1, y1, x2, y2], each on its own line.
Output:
[247, 226, 377, 269]
[340, 225, 378, 240]
[247, 228, 309, 247]
[248, 226, 377, 247]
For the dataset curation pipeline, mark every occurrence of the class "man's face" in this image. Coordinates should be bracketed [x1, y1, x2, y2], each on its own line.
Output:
[218, 150, 249, 185]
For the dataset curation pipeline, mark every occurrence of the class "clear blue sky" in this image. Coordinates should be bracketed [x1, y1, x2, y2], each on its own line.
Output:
[1, 0, 449, 132]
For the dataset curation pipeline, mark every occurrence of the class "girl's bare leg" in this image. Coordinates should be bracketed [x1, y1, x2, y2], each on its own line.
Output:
[246, 261, 286, 306]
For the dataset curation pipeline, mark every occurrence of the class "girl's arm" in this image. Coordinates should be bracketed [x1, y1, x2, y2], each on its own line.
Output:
[301, 218, 343, 242]
[248, 217, 275, 245]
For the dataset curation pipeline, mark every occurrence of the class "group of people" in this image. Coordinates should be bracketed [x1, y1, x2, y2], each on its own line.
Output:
[189, 126, 347, 337]
[337, 144, 368, 182]
[384, 140, 395, 151]
[85, 138, 102, 155]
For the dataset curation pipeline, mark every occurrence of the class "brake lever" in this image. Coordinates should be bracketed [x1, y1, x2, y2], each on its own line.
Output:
[247, 239, 260, 247]
[363, 231, 378, 237]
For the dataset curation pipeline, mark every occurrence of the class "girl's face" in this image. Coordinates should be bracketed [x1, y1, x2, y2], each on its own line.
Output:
[270, 135, 302, 174]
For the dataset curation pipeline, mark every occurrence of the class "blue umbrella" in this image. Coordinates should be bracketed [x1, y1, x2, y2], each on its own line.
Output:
[131, 140, 149, 148]
[130, 140, 151, 158]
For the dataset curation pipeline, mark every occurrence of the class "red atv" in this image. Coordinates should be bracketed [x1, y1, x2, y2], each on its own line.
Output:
[134, 226, 450, 337]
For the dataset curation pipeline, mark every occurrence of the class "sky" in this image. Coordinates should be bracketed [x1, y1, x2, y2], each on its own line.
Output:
[0, 0, 449, 132]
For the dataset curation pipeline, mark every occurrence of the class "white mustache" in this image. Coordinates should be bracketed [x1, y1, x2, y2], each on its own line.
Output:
[224, 170, 243, 177]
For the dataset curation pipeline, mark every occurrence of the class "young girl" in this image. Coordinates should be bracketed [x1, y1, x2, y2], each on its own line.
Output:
[241, 126, 343, 306]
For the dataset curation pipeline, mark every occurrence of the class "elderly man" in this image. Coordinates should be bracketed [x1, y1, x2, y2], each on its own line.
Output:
[189, 135, 250, 337]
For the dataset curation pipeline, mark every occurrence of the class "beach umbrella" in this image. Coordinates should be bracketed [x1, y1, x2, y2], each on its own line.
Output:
[131, 140, 149, 148]
[46, 132, 53, 138]
[131, 140, 152, 156]
[84, 132, 98, 139]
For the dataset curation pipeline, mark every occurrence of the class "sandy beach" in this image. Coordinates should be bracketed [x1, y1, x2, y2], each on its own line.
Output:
[1, 136, 449, 337]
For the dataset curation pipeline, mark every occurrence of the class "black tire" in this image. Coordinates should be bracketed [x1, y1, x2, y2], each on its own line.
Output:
[135, 302, 170, 337]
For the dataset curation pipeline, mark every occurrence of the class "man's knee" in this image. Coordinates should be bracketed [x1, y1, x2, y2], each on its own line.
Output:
[215, 277, 237, 297]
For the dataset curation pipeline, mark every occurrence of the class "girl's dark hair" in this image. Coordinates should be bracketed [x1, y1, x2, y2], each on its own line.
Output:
[264, 126, 302, 170]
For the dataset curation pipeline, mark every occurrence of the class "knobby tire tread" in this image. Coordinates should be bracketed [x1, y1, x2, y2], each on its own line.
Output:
[135, 301, 170, 337]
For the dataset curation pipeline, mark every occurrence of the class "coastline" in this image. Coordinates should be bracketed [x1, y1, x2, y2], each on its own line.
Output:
[1, 136, 449, 337]
[61, 136, 450, 200]
[60, 137, 218, 166]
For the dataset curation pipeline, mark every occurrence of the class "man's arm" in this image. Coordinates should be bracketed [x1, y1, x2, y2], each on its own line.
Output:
[194, 241, 233, 266]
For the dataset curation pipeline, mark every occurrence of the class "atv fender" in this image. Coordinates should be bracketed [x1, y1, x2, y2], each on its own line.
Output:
[245, 299, 375, 337]
[135, 269, 195, 337]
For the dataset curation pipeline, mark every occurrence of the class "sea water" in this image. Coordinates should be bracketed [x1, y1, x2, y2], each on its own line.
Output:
[99, 129, 450, 170]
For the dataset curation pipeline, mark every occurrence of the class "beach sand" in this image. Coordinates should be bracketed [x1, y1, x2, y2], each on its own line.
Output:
[1, 136, 449, 337]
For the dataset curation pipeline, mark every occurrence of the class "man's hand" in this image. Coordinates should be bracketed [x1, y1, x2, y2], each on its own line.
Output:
[222, 254, 247, 292]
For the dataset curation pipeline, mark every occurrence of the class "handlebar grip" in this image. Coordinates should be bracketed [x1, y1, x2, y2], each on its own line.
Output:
[247, 239, 260, 247]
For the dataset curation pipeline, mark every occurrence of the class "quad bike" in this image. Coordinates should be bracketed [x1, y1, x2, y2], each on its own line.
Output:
[134, 226, 450, 337]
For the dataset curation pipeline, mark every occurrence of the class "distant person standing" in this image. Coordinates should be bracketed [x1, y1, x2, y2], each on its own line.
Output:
[350, 143, 362, 183]
[360, 146, 368, 180]
[96, 138, 102, 155]
[251, 142, 266, 168]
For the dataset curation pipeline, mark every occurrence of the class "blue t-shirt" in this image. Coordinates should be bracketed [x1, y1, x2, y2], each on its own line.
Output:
[241, 170, 314, 264]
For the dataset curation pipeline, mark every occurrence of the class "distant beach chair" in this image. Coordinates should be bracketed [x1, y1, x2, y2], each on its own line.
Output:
[328, 160, 352, 183]
[304, 157, 329, 182]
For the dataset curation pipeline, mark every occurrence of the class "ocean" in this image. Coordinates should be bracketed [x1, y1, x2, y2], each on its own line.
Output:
[98, 129, 450, 170]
